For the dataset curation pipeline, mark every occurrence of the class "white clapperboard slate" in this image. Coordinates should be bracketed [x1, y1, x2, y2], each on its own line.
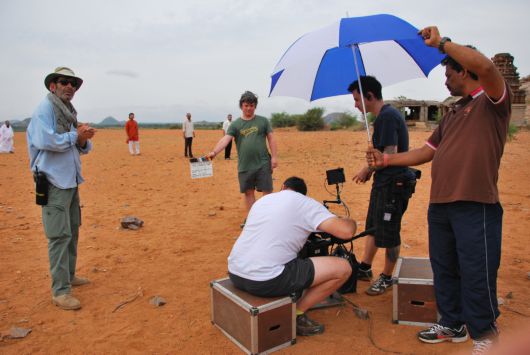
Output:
[190, 158, 213, 179]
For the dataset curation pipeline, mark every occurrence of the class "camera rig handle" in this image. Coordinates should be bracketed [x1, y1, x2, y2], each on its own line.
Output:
[322, 227, 376, 245]
[340, 227, 376, 243]
[308, 227, 375, 246]
[323, 183, 342, 208]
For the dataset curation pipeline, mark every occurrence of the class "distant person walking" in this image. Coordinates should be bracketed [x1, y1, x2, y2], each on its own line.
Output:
[27, 66, 96, 310]
[208, 91, 278, 213]
[125, 113, 140, 155]
[183, 112, 195, 158]
[0, 120, 14, 153]
[222, 114, 233, 160]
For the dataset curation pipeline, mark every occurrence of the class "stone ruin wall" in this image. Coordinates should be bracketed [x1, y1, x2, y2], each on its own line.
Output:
[492, 53, 526, 104]
[492, 53, 527, 126]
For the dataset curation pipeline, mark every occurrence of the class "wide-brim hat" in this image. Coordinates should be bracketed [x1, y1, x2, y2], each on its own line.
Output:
[44, 66, 83, 91]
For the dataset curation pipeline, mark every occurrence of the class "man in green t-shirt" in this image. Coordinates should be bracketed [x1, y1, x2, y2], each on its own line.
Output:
[208, 91, 278, 212]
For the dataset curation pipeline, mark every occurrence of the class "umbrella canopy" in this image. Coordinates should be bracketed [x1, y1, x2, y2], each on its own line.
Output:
[269, 14, 445, 102]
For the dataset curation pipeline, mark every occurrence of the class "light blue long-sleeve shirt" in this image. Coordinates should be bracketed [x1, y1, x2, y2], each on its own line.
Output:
[27, 96, 92, 189]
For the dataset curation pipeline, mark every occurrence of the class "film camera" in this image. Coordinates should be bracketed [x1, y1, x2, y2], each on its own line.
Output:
[298, 168, 374, 296]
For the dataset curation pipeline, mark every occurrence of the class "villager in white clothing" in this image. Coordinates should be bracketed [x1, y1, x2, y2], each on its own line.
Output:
[0, 121, 14, 153]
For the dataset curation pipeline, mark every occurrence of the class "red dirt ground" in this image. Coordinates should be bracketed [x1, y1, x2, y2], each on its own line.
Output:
[1, 128, 529, 354]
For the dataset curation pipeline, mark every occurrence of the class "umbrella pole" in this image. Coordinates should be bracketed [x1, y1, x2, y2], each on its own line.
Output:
[352, 44, 371, 144]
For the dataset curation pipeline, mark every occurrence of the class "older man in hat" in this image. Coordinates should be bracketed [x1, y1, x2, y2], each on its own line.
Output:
[27, 67, 96, 310]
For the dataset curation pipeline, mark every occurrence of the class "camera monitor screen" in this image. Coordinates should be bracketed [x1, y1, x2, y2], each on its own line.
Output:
[326, 168, 345, 185]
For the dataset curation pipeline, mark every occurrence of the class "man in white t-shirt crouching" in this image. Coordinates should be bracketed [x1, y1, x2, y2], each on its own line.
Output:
[228, 176, 357, 336]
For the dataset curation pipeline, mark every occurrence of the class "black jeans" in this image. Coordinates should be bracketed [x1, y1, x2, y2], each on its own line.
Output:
[224, 140, 232, 159]
[184, 137, 193, 157]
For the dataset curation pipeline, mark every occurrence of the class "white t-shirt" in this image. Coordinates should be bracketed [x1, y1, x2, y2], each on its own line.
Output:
[183, 120, 194, 138]
[222, 119, 231, 133]
[228, 190, 335, 281]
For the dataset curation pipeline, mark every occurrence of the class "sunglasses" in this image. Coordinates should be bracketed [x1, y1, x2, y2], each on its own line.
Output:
[56, 78, 79, 88]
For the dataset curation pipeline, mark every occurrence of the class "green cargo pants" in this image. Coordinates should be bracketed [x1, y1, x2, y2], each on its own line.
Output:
[42, 185, 81, 296]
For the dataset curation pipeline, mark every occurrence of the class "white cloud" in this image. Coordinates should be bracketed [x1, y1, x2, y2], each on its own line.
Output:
[106, 70, 139, 78]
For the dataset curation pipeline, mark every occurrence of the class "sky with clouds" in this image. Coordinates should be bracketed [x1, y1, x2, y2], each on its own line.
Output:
[1, 0, 529, 123]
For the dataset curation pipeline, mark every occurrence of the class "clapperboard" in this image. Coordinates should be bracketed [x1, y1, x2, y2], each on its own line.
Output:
[190, 157, 213, 179]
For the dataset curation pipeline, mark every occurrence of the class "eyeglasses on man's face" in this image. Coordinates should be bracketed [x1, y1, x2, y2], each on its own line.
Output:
[56, 78, 79, 88]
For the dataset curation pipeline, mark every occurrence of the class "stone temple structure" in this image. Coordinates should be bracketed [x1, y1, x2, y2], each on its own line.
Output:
[492, 53, 527, 125]
[386, 53, 528, 128]
[492, 53, 526, 104]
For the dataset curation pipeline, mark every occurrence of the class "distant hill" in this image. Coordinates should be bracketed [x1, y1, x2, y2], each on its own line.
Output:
[193, 120, 222, 129]
[323, 112, 344, 124]
[98, 116, 124, 126]
[11, 117, 31, 131]
[194, 120, 219, 126]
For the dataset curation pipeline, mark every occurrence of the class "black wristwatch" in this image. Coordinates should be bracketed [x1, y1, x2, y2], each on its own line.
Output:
[438, 37, 451, 54]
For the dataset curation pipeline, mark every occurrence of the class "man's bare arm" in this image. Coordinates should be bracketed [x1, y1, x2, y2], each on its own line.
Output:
[383, 145, 397, 154]
[317, 217, 357, 240]
[208, 135, 233, 159]
[267, 132, 278, 169]
[368, 144, 435, 169]
[419, 26, 505, 100]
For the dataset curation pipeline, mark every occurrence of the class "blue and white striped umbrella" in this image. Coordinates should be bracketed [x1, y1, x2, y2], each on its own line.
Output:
[269, 14, 445, 102]
[269, 14, 445, 140]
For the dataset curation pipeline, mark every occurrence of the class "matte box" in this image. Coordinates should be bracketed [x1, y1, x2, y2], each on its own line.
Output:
[392, 257, 440, 326]
[210, 277, 296, 354]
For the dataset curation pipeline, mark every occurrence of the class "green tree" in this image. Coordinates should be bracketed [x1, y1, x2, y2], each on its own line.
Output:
[330, 112, 360, 130]
[297, 107, 325, 131]
[270, 112, 296, 128]
[338, 112, 358, 128]
[291, 114, 303, 125]
[366, 112, 376, 124]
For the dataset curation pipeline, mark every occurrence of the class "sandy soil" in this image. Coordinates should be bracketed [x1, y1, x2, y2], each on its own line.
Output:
[1, 128, 529, 354]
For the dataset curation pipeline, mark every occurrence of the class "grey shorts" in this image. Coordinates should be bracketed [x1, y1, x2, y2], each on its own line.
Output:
[238, 163, 273, 193]
[229, 258, 315, 298]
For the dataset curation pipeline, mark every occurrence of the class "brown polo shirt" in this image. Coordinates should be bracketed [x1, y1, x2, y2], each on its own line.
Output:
[426, 84, 512, 204]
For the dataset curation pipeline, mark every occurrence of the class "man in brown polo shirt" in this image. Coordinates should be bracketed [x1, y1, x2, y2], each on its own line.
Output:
[367, 26, 511, 353]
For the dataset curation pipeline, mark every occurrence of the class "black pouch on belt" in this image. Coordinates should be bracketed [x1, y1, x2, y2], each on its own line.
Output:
[34, 168, 49, 206]
[392, 168, 419, 199]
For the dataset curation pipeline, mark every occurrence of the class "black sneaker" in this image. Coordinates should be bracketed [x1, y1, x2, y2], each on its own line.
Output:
[365, 273, 392, 295]
[418, 323, 468, 344]
[296, 314, 324, 336]
[357, 267, 373, 281]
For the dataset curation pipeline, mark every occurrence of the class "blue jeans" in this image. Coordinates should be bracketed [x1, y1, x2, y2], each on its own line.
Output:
[428, 201, 502, 340]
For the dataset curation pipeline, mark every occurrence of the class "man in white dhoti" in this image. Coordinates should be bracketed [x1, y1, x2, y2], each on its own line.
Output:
[0, 121, 14, 153]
